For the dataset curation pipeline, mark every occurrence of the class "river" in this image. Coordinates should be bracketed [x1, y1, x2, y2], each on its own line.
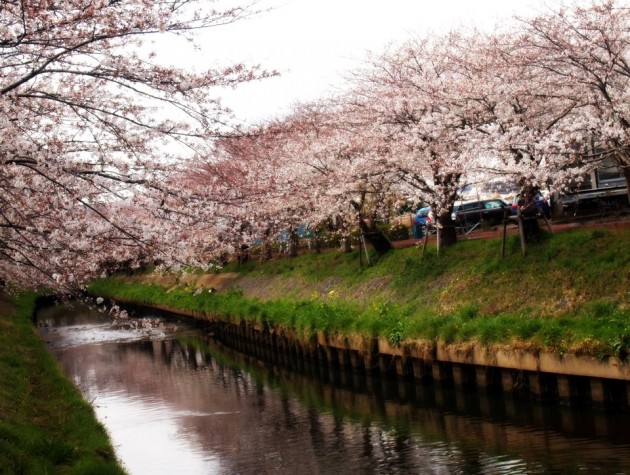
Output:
[37, 303, 630, 474]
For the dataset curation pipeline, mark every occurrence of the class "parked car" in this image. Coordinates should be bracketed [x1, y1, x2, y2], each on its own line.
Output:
[451, 199, 512, 231]
[511, 192, 551, 219]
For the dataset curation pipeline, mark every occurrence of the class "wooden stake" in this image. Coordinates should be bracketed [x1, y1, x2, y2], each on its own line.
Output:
[517, 209, 526, 256]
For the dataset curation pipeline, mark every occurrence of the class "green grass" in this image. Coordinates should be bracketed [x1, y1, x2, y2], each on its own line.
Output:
[222, 247, 378, 284]
[89, 227, 630, 359]
[0, 293, 126, 475]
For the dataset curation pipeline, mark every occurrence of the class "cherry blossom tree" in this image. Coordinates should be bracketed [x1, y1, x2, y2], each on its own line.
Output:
[201, 83, 412, 260]
[187, 99, 402, 259]
[181, 119, 323, 261]
[514, 0, 630, 203]
[273, 103, 400, 254]
[0, 0, 273, 290]
[441, 0, 630, 223]
[343, 35, 487, 248]
[186, 1, 630, 259]
[436, 30, 581, 212]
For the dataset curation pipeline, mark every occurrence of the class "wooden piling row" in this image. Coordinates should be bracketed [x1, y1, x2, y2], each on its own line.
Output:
[211, 320, 630, 410]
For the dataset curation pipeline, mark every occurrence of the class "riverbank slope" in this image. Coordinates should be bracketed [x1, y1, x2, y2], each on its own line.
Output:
[0, 294, 126, 474]
[90, 225, 630, 361]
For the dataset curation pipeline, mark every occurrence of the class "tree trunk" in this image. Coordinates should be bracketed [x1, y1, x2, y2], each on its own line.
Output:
[263, 241, 273, 260]
[349, 198, 393, 255]
[262, 228, 273, 260]
[288, 228, 299, 257]
[313, 237, 322, 254]
[522, 215, 541, 242]
[518, 185, 544, 242]
[237, 244, 250, 264]
[436, 214, 458, 249]
[357, 216, 393, 254]
[341, 234, 352, 253]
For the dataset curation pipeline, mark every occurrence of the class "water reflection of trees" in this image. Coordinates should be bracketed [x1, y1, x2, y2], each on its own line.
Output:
[195, 336, 630, 474]
[54, 333, 630, 474]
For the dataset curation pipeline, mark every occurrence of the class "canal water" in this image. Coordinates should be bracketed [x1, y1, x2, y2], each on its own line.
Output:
[37, 303, 630, 475]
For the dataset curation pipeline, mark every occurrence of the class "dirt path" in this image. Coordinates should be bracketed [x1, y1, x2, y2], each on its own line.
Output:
[393, 217, 630, 249]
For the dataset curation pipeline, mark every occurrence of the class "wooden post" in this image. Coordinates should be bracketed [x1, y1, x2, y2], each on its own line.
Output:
[557, 375, 572, 405]
[529, 372, 542, 399]
[501, 219, 508, 257]
[436, 226, 440, 257]
[421, 224, 430, 257]
[358, 232, 363, 267]
[361, 232, 371, 266]
[590, 379, 605, 406]
[539, 204, 553, 234]
[517, 208, 527, 256]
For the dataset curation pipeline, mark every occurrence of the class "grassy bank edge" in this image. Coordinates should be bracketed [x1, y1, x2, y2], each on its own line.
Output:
[0, 293, 127, 475]
[88, 270, 630, 361]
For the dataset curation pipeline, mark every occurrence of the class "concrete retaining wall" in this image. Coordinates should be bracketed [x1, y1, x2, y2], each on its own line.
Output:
[119, 300, 630, 409]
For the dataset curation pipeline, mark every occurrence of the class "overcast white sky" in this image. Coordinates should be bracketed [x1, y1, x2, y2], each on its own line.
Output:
[170, 0, 558, 124]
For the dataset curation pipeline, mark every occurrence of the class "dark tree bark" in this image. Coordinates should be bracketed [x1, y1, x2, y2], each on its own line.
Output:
[518, 185, 543, 242]
[288, 227, 299, 257]
[436, 213, 458, 249]
[262, 228, 273, 260]
[350, 199, 393, 255]
[357, 216, 393, 254]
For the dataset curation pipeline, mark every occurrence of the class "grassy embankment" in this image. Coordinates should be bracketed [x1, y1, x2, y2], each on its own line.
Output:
[89, 227, 630, 359]
[0, 293, 126, 475]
